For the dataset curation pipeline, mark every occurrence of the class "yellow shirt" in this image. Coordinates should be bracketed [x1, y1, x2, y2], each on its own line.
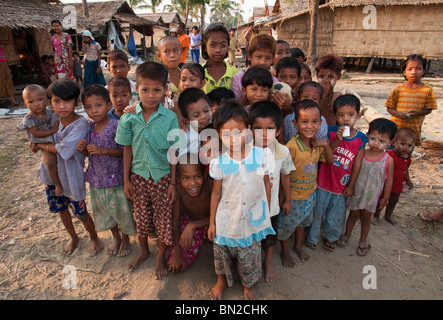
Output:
[286, 134, 325, 200]
[203, 61, 239, 94]
[385, 84, 437, 145]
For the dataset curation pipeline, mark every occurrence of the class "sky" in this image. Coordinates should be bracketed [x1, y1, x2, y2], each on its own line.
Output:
[59, 0, 275, 22]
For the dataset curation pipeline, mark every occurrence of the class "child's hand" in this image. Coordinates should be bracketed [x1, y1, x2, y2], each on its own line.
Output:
[336, 126, 345, 141]
[76, 139, 88, 154]
[342, 185, 354, 197]
[87, 144, 105, 155]
[406, 111, 420, 119]
[207, 224, 216, 242]
[51, 120, 60, 134]
[179, 117, 190, 131]
[406, 179, 414, 189]
[29, 142, 39, 154]
[167, 184, 176, 205]
[377, 197, 389, 211]
[124, 181, 134, 202]
[96, 66, 101, 74]
[272, 91, 291, 113]
[282, 200, 291, 216]
[180, 224, 195, 251]
[310, 137, 328, 147]
[123, 103, 137, 114]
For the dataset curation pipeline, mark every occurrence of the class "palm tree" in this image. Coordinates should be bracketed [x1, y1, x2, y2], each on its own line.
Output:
[209, 0, 236, 26]
[129, 0, 163, 12]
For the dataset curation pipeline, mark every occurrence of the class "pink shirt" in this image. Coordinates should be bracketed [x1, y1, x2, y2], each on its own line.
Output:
[317, 126, 368, 194]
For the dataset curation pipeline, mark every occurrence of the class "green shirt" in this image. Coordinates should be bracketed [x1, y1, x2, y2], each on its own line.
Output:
[203, 61, 239, 94]
[115, 103, 185, 183]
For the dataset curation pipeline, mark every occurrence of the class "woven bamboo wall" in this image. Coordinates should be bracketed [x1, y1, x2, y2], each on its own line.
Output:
[275, 8, 335, 58]
[332, 5, 443, 59]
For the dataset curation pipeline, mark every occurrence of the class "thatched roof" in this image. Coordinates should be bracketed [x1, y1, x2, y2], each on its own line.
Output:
[65, 0, 155, 35]
[0, 0, 94, 30]
[270, 0, 443, 26]
[139, 12, 182, 26]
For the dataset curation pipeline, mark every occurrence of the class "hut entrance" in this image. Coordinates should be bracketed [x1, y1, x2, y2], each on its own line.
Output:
[12, 28, 44, 84]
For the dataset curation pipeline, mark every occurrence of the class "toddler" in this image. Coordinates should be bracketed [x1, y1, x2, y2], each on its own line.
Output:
[72, 51, 83, 87]
[54, 54, 67, 80]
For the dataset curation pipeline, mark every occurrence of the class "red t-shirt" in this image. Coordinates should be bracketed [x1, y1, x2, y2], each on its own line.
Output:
[388, 149, 412, 193]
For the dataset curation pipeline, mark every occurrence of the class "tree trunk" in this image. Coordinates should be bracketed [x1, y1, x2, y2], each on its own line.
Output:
[184, 0, 190, 28]
[307, 0, 319, 75]
[200, 4, 206, 33]
[82, 0, 89, 17]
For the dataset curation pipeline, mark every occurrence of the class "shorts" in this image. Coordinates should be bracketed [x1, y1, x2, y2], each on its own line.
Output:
[213, 241, 261, 288]
[45, 185, 87, 217]
[277, 191, 316, 241]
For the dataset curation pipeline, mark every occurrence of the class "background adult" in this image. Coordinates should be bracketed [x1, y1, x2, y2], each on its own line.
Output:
[189, 26, 202, 63]
[51, 19, 73, 80]
[176, 23, 189, 68]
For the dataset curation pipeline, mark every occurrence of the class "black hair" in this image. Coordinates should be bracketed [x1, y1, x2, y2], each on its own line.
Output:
[206, 87, 236, 106]
[298, 81, 323, 97]
[395, 127, 418, 142]
[333, 94, 361, 113]
[180, 63, 205, 81]
[51, 19, 62, 26]
[41, 55, 48, 62]
[192, 26, 199, 32]
[276, 57, 301, 77]
[178, 88, 211, 119]
[401, 54, 428, 80]
[136, 61, 168, 86]
[81, 84, 111, 104]
[213, 99, 249, 132]
[73, 51, 80, 57]
[241, 66, 273, 89]
[293, 99, 321, 120]
[177, 152, 205, 174]
[290, 47, 306, 61]
[47, 79, 80, 101]
[201, 23, 230, 60]
[107, 77, 132, 94]
[368, 118, 398, 140]
[276, 40, 290, 47]
[248, 100, 283, 131]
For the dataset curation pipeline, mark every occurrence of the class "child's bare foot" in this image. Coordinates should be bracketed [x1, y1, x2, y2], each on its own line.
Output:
[63, 236, 79, 255]
[384, 216, 398, 226]
[107, 239, 121, 256]
[128, 250, 150, 272]
[280, 249, 296, 268]
[155, 253, 168, 280]
[264, 260, 277, 282]
[293, 246, 310, 262]
[244, 285, 257, 300]
[210, 276, 226, 300]
[337, 234, 349, 247]
[91, 237, 104, 254]
[54, 184, 64, 197]
[371, 215, 381, 225]
[117, 237, 131, 257]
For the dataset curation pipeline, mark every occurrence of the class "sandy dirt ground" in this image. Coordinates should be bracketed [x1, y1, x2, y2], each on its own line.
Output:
[0, 72, 442, 302]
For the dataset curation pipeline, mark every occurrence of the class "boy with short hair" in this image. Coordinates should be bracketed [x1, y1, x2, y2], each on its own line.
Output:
[107, 49, 139, 105]
[168, 153, 212, 272]
[306, 94, 367, 250]
[249, 101, 295, 282]
[283, 81, 328, 143]
[272, 40, 291, 76]
[107, 77, 132, 120]
[277, 99, 334, 267]
[115, 62, 185, 278]
[315, 53, 344, 125]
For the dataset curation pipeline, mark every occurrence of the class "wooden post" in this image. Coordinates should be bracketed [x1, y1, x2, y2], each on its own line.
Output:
[143, 26, 147, 60]
[366, 57, 375, 74]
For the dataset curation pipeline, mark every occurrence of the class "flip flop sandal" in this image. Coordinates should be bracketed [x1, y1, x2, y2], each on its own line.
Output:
[336, 236, 349, 247]
[323, 239, 336, 252]
[305, 241, 317, 250]
[356, 244, 371, 256]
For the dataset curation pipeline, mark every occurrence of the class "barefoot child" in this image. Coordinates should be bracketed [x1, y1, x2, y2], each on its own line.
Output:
[306, 94, 367, 251]
[339, 118, 396, 256]
[208, 101, 275, 300]
[54, 54, 67, 80]
[31, 79, 103, 255]
[168, 153, 212, 272]
[277, 99, 333, 267]
[157, 35, 182, 98]
[373, 128, 417, 225]
[315, 53, 344, 125]
[240, 66, 273, 112]
[249, 101, 295, 281]
[18, 84, 63, 196]
[76, 84, 136, 256]
[72, 52, 83, 87]
[201, 23, 239, 94]
[385, 54, 437, 146]
[115, 62, 184, 277]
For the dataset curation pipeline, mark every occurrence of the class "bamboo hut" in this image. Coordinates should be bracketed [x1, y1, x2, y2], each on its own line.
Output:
[269, 0, 443, 69]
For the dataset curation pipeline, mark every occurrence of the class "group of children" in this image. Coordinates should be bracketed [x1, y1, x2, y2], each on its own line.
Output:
[18, 22, 437, 300]
[41, 52, 83, 87]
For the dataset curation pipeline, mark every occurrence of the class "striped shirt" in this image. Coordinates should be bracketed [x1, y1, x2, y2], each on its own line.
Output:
[385, 84, 437, 145]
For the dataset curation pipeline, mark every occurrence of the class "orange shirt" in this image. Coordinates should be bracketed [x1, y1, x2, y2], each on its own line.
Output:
[177, 33, 190, 64]
[385, 84, 437, 145]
